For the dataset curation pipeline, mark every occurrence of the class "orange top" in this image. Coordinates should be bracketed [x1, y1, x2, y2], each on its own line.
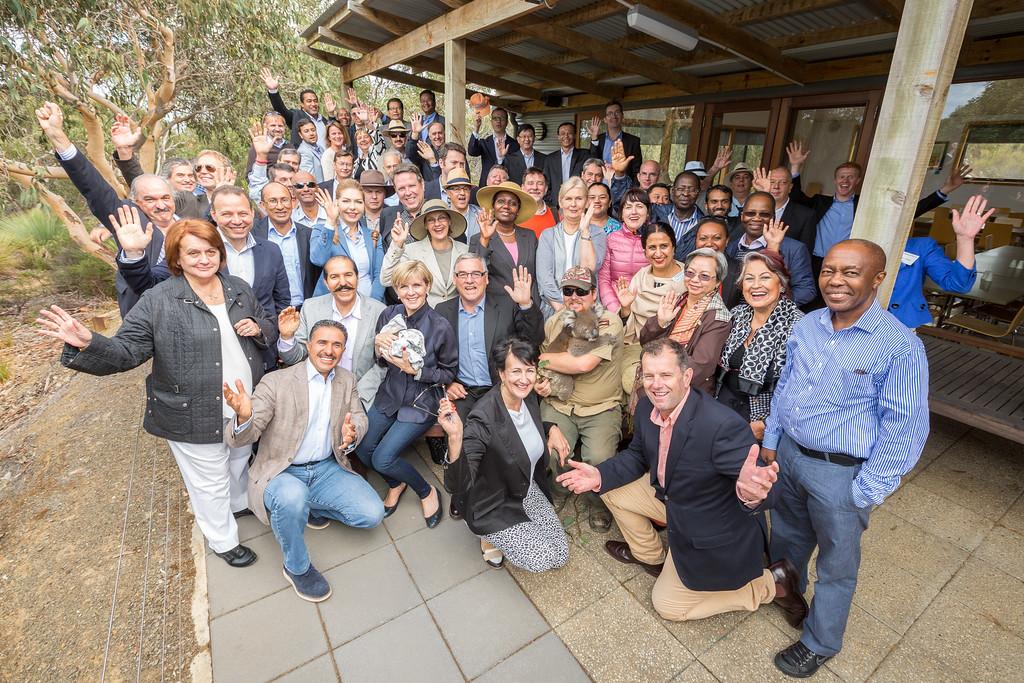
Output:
[520, 205, 557, 238]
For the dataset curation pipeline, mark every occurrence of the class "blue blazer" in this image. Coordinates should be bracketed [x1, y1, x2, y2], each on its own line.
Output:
[889, 237, 976, 328]
[309, 218, 385, 301]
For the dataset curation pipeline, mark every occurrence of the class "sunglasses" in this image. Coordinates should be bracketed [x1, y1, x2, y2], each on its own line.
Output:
[562, 286, 591, 297]
[292, 182, 318, 189]
[389, 133, 408, 138]
[194, 164, 218, 173]
[742, 210, 774, 219]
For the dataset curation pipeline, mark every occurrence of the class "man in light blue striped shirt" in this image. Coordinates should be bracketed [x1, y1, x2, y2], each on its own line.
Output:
[762, 239, 929, 678]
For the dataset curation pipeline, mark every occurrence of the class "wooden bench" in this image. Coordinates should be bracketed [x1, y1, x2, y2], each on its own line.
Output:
[919, 327, 1024, 444]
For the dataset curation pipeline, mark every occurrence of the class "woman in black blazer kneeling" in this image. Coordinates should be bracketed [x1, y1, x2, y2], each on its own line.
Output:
[439, 338, 571, 571]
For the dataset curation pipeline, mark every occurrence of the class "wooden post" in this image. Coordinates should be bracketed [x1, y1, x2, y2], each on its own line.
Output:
[850, 0, 974, 305]
[444, 39, 466, 147]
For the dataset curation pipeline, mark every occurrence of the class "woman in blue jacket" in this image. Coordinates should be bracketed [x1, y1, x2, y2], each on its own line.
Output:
[310, 180, 385, 300]
[888, 194, 993, 328]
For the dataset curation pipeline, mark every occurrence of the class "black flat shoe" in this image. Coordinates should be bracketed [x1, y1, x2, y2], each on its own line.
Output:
[215, 544, 257, 568]
[232, 508, 254, 519]
[774, 641, 831, 678]
[424, 488, 444, 528]
[449, 496, 463, 520]
[383, 484, 408, 518]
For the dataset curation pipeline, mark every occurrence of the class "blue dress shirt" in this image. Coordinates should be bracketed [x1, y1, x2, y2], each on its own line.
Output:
[457, 297, 492, 387]
[813, 196, 855, 257]
[763, 301, 929, 507]
[266, 223, 304, 306]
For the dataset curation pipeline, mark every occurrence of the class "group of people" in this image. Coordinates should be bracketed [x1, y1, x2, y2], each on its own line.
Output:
[32, 76, 999, 678]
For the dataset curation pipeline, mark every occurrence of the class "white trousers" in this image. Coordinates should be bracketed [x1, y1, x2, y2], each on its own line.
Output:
[167, 419, 252, 553]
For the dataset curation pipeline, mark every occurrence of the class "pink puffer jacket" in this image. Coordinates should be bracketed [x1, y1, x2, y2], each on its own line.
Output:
[597, 228, 648, 312]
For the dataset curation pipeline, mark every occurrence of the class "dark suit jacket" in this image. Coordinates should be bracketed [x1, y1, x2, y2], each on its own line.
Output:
[778, 200, 817, 253]
[434, 295, 544, 385]
[267, 90, 333, 147]
[113, 154, 209, 221]
[443, 388, 554, 535]
[468, 133, 519, 187]
[790, 175, 945, 229]
[468, 227, 540, 304]
[55, 149, 165, 316]
[597, 391, 773, 592]
[724, 236, 817, 308]
[505, 149, 549, 185]
[542, 148, 589, 206]
[589, 131, 642, 180]
[252, 216, 320, 301]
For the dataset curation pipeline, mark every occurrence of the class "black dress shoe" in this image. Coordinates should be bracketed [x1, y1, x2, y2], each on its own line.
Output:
[603, 540, 663, 577]
[383, 484, 408, 518]
[424, 488, 444, 528]
[426, 436, 448, 465]
[215, 544, 257, 568]
[232, 508, 254, 519]
[769, 558, 810, 629]
[774, 641, 831, 678]
[449, 496, 463, 520]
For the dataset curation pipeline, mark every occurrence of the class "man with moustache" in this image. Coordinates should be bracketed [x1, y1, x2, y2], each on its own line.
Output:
[724, 192, 815, 308]
[36, 102, 176, 315]
[225, 320, 385, 602]
[652, 171, 704, 261]
[762, 239, 928, 677]
[543, 121, 589, 205]
[256, 181, 320, 303]
[505, 124, 548, 186]
[277, 255, 387, 407]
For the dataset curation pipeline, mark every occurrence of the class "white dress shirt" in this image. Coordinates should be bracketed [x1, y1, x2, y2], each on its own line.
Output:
[220, 231, 257, 286]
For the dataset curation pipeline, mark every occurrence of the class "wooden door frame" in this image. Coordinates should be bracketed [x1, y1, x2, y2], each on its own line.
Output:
[771, 90, 883, 169]
[690, 98, 782, 167]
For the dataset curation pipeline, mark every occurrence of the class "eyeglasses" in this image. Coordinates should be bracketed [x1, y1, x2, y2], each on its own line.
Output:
[264, 198, 291, 207]
[454, 271, 486, 280]
[194, 164, 218, 173]
[411, 384, 448, 417]
[292, 182, 318, 189]
[741, 210, 773, 219]
[562, 286, 591, 297]
[684, 269, 714, 282]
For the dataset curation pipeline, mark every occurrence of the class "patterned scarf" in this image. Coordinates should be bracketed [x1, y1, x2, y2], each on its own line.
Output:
[720, 297, 803, 396]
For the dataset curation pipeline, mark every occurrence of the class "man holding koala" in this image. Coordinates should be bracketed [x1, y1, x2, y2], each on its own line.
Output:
[536, 266, 624, 531]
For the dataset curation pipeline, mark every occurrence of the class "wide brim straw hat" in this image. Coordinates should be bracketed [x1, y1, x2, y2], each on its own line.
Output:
[409, 199, 468, 240]
[476, 181, 538, 225]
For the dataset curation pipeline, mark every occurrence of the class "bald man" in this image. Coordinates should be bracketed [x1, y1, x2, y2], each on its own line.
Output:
[760, 239, 929, 677]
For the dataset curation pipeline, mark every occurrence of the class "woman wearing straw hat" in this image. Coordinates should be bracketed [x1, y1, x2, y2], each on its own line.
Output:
[471, 180, 540, 301]
[380, 198, 469, 307]
[443, 169, 482, 242]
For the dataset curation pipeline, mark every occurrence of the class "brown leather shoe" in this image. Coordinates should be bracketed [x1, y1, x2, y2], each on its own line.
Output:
[604, 540, 663, 578]
[769, 558, 809, 629]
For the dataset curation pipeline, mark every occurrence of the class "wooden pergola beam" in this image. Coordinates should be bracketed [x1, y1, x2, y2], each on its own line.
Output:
[341, 0, 543, 82]
[486, 1, 625, 49]
[861, 0, 905, 26]
[726, 0, 848, 23]
[641, 0, 807, 84]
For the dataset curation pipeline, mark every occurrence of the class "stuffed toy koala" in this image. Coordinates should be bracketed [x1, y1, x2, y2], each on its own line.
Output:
[539, 306, 617, 401]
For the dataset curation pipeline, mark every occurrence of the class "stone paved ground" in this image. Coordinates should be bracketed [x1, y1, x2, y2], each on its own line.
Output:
[206, 417, 1024, 682]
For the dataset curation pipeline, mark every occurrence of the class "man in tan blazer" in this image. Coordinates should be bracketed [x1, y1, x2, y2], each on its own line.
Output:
[225, 320, 385, 602]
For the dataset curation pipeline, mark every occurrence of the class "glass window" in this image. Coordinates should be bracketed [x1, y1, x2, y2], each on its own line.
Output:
[956, 122, 1024, 184]
[787, 106, 865, 196]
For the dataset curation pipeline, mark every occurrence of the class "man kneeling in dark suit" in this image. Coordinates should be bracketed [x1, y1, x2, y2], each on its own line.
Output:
[558, 338, 808, 626]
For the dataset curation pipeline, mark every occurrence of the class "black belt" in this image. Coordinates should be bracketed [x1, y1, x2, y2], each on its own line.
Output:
[795, 443, 862, 467]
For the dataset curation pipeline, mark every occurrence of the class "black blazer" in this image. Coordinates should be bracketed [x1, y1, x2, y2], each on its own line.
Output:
[267, 90, 333, 147]
[790, 174, 945, 228]
[444, 388, 554, 535]
[505, 149, 549, 185]
[468, 133, 519, 188]
[252, 216, 321, 301]
[589, 131, 642, 180]
[542, 148, 590, 206]
[597, 390, 774, 592]
[434, 295, 544, 385]
[468, 227, 540, 303]
[55, 149, 165, 316]
[779, 200, 818, 253]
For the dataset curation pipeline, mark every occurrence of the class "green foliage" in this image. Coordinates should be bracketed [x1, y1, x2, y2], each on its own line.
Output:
[0, 358, 10, 384]
[51, 245, 116, 298]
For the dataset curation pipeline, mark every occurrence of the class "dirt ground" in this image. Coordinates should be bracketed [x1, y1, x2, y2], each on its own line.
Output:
[0, 297, 202, 681]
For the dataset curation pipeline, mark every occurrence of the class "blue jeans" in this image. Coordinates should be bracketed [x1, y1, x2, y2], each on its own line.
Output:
[769, 432, 872, 657]
[263, 458, 385, 574]
[355, 405, 434, 498]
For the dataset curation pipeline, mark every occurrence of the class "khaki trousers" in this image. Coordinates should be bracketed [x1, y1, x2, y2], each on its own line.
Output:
[602, 476, 776, 622]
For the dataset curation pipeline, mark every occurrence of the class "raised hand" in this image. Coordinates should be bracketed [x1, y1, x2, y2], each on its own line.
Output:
[277, 306, 301, 340]
[249, 121, 273, 157]
[495, 135, 508, 159]
[35, 102, 65, 137]
[316, 188, 340, 225]
[555, 459, 602, 494]
[437, 398, 463, 437]
[580, 201, 597, 235]
[752, 166, 771, 193]
[503, 265, 534, 308]
[610, 138, 633, 175]
[587, 114, 601, 141]
[353, 104, 370, 125]
[233, 317, 262, 338]
[952, 194, 995, 241]
[477, 207, 498, 244]
[763, 218, 789, 252]
[213, 165, 236, 189]
[259, 67, 279, 91]
[416, 140, 436, 164]
[602, 163, 614, 184]
[346, 87, 359, 107]
[35, 305, 93, 349]
[223, 379, 253, 422]
[712, 145, 733, 173]
[390, 214, 409, 249]
[941, 162, 972, 195]
[615, 276, 635, 310]
[340, 412, 357, 449]
[474, 109, 483, 133]
[410, 112, 423, 137]
[108, 205, 152, 258]
[786, 141, 809, 171]
[110, 114, 142, 152]
[546, 425, 570, 467]
[324, 92, 337, 117]
[735, 444, 779, 507]
[656, 290, 681, 327]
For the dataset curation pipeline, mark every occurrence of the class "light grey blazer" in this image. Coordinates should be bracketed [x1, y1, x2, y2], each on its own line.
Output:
[536, 222, 608, 319]
[279, 293, 387, 408]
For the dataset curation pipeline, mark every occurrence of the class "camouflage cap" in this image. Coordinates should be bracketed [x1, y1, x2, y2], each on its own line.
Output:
[561, 265, 595, 291]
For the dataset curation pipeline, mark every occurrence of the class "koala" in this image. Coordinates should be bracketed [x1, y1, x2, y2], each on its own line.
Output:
[539, 306, 617, 401]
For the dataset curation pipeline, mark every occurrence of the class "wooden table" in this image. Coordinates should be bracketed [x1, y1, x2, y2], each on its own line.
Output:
[928, 245, 1024, 307]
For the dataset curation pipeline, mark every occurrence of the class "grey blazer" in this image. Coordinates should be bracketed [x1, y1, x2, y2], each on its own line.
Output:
[535, 223, 608, 318]
[278, 293, 387, 408]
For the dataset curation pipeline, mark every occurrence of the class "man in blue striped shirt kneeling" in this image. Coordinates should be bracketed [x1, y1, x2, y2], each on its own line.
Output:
[762, 238, 929, 678]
